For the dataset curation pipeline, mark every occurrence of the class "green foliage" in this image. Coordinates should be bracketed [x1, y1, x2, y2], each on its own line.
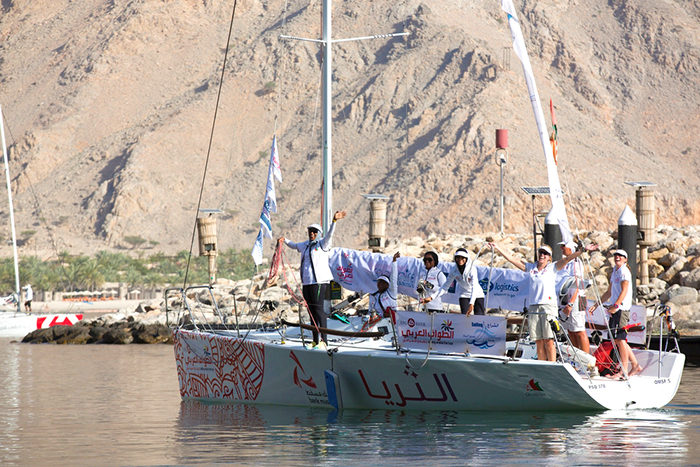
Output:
[123, 235, 147, 249]
[0, 247, 258, 294]
[20, 230, 37, 238]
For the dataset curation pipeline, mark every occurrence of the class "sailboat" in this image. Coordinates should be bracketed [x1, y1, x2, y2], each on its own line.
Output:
[0, 105, 83, 338]
[172, 0, 684, 411]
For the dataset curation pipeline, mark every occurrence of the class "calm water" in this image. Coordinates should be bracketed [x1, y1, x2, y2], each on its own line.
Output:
[1, 338, 699, 467]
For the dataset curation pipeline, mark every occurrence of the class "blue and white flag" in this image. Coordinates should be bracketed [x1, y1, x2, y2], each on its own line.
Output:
[251, 134, 283, 264]
[501, 0, 572, 244]
[265, 170, 278, 214]
[252, 228, 264, 266]
[259, 199, 273, 239]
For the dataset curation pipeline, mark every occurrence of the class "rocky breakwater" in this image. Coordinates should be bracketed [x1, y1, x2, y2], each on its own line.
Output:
[21, 225, 700, 343]
[22, 300, 174, 344]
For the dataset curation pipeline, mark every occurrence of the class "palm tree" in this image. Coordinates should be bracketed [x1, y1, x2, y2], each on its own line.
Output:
[79, 258, 105, 291]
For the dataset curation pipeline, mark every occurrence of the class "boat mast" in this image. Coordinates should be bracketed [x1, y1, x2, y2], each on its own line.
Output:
[0, 105, 21, 313]
[280, 2, 406, 233]
[321, 0, 333, 234]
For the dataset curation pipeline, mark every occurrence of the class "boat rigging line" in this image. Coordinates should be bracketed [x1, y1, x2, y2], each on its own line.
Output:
[182, 0, 240, 289]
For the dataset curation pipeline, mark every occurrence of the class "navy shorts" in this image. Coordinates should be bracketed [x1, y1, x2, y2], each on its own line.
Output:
[609, 308, 630, 340]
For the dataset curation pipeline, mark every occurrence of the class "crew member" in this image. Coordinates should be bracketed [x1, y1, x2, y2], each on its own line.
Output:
[418, 251, 446, 312]
[279, 210, 346, 349]
[431, 248, 485, 315]
[369, 252, 400, 321]
[588, 249, 642, 377]
[489, 241, 597, 362]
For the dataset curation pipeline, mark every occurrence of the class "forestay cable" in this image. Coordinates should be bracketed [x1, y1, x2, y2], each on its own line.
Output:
[183, 0, 240, 288]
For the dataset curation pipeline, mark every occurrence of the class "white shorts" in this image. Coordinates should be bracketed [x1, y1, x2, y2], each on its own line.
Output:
[559, 308, 586, 333]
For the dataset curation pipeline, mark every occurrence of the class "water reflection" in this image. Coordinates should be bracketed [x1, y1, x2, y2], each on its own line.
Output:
[1, 337, 698, 467]
[175, 401, 690, 466]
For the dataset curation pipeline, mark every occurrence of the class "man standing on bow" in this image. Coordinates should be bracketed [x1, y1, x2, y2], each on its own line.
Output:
[279, 210, 346, 349]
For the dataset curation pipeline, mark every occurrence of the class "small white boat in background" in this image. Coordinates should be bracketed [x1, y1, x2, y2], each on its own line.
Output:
[0, 105, 83, 339]
[0, 311, 84, 339]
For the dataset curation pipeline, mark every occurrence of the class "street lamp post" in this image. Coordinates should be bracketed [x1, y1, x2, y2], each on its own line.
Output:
[495, 129, 508, 235]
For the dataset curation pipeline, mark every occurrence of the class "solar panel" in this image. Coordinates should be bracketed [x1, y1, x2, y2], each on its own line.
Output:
[199, 208, 224, 214]
[361, 194, 389, 200]
[520, 186, 551, 196]
[624, 181, 656, 187]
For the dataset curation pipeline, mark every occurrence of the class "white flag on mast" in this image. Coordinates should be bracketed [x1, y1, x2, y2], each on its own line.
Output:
[270, 135, 282, 183]
[252, 228, 264, 266]
[501, 0, 573, 244]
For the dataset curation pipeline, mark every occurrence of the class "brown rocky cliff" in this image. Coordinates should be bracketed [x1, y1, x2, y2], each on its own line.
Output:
[0, 0, 698, 258]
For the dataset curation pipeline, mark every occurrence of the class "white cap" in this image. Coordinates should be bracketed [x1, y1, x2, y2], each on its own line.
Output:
[613, 249, 628, 258]
[557, 240, 577, 250]
[454, 250, 470, 259]
[377, 275, 390, 284]
[307, 223, 322, 233]
[538, 245, 553, 255]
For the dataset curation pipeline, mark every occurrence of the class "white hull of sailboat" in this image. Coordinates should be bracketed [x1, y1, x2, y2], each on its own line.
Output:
[0, 313, 84, 338]
[173, 328, 685, 412]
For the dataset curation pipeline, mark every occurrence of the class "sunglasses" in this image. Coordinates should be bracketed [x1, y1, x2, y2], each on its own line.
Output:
[423, 258, 433, 263]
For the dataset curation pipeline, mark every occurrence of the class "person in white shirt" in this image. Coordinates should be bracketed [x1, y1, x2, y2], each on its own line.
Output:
[557, 240, 590, 354]
[430, 248, 485, 315]
[490, 242, 597, 362]
[418, 251, 446, 312]
[588, 249, 642, 377]
[369, 252, 400, 321]
[23, 284, 33, 312]
[279, 210, 346, 348]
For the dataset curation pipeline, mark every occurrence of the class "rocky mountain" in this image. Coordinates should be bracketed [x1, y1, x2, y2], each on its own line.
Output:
[0, 0, 699, 259]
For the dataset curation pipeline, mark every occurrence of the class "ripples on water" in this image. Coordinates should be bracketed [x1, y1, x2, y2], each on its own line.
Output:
[1, 339, 699, 467]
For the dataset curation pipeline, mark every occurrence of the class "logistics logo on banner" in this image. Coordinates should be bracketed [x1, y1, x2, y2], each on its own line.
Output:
[479, 277, 520, 295]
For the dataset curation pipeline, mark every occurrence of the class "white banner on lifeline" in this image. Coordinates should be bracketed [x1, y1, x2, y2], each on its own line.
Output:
[396, 312, 506, 356]
[329, 248, 530, 312]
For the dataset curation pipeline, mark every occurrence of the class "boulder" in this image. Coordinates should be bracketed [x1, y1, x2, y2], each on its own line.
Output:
[687, 256, 700, 271]
[587, 231, 614, 251]
[54, 326, 91, 344]
[22, 327, 56, 343]
[648, 247, 669, 260]
[594, 274, 609, 293]
[680, 267, 700, 289]
[102, 329, 134, 344]
[659, 257, 687, 284]
[660, 285, 699, 305]
[260, 286, 286, 302]
[89, 326, 110, 342]
[132, 323, 172, 344]
[647, 259, 665, 278]
[658, 252, 680, 268]
[687, 243, 700, 256]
